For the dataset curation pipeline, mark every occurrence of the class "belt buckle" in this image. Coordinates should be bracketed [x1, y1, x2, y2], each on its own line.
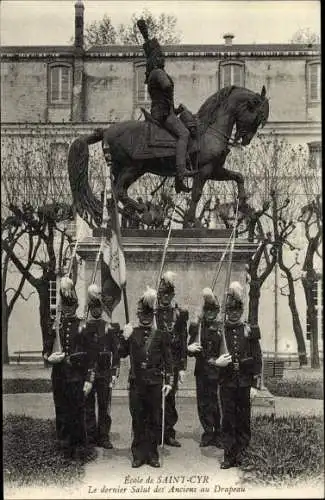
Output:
[141, 361, 147, 369]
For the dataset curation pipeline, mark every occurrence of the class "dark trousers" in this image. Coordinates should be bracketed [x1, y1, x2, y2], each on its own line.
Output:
[164, 368, 179, 440]
[220, 385, 251, 460]
[196, 374, 221, 442]
[129, 381, 162, 462]
[85, 376, 112, 444]
[51, 366, 86, 448]
[163, 112, 190, 168]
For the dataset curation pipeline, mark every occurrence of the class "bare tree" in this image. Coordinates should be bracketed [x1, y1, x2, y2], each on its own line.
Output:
[1, 131, 75, 362]
[223, 134, 309, 364]
[290, 27, 320, 44]
[297, 156, 322, 368]
[84, 9, 181, 48]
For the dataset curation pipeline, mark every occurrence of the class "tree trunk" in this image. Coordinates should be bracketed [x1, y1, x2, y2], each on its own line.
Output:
[302, 277, 320, 369]
[2, 298, 9, 364]
[281, 266, 307, 366]
[36, 276, 53, 352]
[248, 279, 261, 325]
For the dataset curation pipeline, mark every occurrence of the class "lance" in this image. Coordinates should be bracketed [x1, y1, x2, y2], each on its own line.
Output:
[218, 198, 240, 355]
[156, 204, 177, 290]
[155, 202, 178, 449]
[51, 224, 83, 356]
[81, 171, 110, 323]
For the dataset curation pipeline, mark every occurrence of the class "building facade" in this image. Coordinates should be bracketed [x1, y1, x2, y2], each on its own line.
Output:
[1, 1, 321, 360]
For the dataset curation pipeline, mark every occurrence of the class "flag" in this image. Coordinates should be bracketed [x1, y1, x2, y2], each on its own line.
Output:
[101, 193, 126, 316]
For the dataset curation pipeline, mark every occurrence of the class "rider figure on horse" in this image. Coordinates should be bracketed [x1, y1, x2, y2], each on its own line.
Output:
[137, 19, 194, 194]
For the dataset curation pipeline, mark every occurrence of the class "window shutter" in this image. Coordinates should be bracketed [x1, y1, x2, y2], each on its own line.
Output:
[222, 65, 231, 87]
[309, 64, 320, 101]
[50, 67, 60, 102]
[136, 65, 148, 102]
[61, 67, 70, 101]
[233, 65, 243, 86]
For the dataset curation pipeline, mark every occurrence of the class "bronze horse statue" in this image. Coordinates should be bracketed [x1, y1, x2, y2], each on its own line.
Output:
[68, 85, 269, 227]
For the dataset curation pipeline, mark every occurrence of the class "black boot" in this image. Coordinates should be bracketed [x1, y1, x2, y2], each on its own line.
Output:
[164, 437, 181, 447]
[220, 452, 237, 469]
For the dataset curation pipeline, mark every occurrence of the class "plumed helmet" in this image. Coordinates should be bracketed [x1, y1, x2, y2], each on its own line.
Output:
[226, 281, 244, 311]
[87, 283, 102, 309]
[137, 286, 157, 315]
[143, 37, 163, 60]
[60, 275, 78, 307]
[158, 271, 176, 296]
[202, 287, 220, 312]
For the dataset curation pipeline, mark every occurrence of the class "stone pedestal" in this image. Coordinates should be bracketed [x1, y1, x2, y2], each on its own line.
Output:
[76, 228, 257, 325]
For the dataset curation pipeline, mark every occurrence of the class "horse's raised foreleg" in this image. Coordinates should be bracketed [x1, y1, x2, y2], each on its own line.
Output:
[211, 166, 246, 205]
[183, 175, 207, 227]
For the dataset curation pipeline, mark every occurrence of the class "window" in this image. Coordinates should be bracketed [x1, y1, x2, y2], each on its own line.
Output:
[308, 142, 322, 169]
[307, 62, 321, 102]
[49, 280, 57, 321]
[135, 63, 149, 104]
[220, 62, 244, 88]
[49, 65, 72, 104]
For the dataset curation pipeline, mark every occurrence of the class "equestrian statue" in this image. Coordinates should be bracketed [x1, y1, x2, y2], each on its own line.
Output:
[68, 19, 269, 228]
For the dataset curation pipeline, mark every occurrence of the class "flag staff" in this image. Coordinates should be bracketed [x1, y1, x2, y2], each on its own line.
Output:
[108, 167, 129, 324]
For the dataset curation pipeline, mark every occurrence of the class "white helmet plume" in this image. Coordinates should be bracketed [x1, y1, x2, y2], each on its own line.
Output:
[202, 287, 216, 304]
[87, 283, 101, 300]
[228, 281, 243, 300]
[60, 275, 74, 297]
[161, 271, 176, 286]
[142, 286, 157, 309]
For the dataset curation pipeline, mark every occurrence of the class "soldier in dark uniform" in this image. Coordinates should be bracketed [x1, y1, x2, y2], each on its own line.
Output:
[156, 271, 188, 447]
[209, 281, 262, 469]
[43, 276, 94, 459]
[188, 287, 223, 447]
[120, 287, 173, 468]
[137, 18, 194, 194]
[81, 284, 120, 449]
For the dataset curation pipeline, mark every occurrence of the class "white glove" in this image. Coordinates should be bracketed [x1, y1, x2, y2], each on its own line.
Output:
[162, 384, 172, 397]
[250, 387, 258, 400]
[253, 374, 262, 390]
[47, 352, 66, 364]
[178, 370, 186, 384]
[188, 342, 202, 353]
[213, 353, 232, 367]
[111, 375, 117, 386]
[83, 381, 93, 397]
[123, 322, 133, 339]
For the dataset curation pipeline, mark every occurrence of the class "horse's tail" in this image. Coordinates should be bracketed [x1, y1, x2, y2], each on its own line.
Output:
[68, 129, 104, 227]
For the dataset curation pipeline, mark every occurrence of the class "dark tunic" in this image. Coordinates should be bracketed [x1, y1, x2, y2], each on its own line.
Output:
[147, 68, 175, 121]
[81, 319, 120, 444]
[44, 316, 93, 448]
[156, 306, 188, 440]
[219, 322, 262, 460]
[119, 325, 173, 461]
[188, 320, 223, 443]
